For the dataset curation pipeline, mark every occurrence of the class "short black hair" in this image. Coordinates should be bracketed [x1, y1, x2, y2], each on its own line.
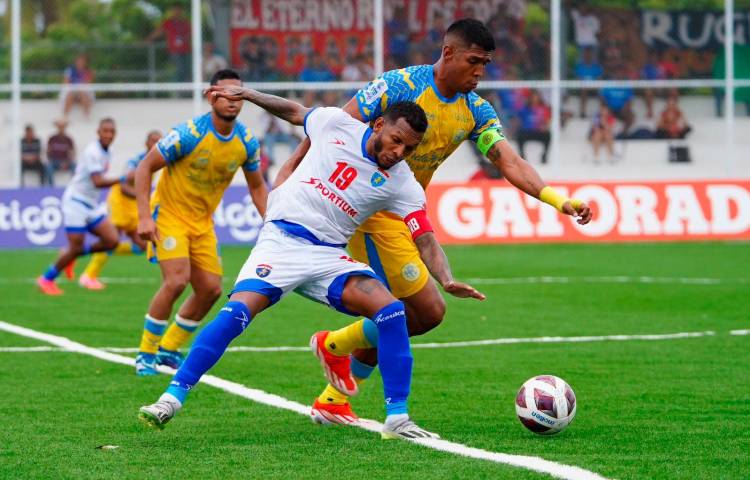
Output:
[446, 18, 495, 51]
[383, 101, 428, 134]
[210, 68, 241, 85]
[99, 117, 115, 127]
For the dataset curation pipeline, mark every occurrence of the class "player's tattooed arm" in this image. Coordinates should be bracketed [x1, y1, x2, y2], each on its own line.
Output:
[415, 233, 486, 300]
[205, 85, 311, 126]
[488, 141, 593, 224]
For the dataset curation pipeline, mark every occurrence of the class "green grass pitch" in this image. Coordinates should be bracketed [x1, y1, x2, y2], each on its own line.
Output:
[0, 242, 748, 479]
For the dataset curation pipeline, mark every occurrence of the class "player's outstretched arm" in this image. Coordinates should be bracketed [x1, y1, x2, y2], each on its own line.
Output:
[243, 169, 268, 218]
[134, 147, 167, 243]
[414, 232, 486, 301]
[205, 85, 311, 126]
[485, 140, 592, 225]
[90, 172, 125, 189]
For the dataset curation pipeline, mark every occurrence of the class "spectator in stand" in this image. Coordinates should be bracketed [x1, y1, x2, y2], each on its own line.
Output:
[62, 54, 94, 120]
[600, 71, 635, 134]
[515, 90, 551, 164]
[641, 51, 666, 118]
[21, 124, 48, 187]
[386, 7, 410, 67]
[240, 37, 265, 81]
[506, 0, 528, 39]
[299, 53, 336, 82]
[260, 111, 302, 168]
[524, 23, 549, 79]
[574, 48, 603, 118]
[589, 103, 616, 163]
[148, 5, 191, 82]
[659, 50, 680, 79]
[655, 95, 692, 139]
[570, 5, 600, 60]
[423, 13, 447, 62]
[47, 119, 76, 183]
[202, 42, 228, 81]
[341, 54, 373, 82]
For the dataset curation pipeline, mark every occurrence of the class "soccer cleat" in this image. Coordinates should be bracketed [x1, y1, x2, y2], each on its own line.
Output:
[310, 398, 359, 425]
[37, 276, 63, 295]
[156, 347, 184, 369]
[138, 400, 179, 430]
[381, 417, 441, 440]
[309, 331, 358, 397]
[63, 260, 76, 280]
[135, 353, 159, 376]
[78, 274, 105, 290]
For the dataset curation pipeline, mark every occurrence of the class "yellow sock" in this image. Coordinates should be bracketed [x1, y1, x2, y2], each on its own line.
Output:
[82, 252, 109, 279]
[139, 314, 168, 354]
[324, 319, 373, 356]
[114, 241, 134, 255]
[160, 314, 200, 352]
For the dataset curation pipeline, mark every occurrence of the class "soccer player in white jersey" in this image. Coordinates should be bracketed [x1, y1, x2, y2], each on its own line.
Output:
[37, 118, 123, 295]
[139, 87, 485, 440]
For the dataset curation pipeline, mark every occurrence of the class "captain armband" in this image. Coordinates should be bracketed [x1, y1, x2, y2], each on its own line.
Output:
[476, 129, 506, 156]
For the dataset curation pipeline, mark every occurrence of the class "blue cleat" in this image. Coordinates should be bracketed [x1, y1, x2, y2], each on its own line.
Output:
[135, 352, 159, 376]
[156, 347, 184, 369]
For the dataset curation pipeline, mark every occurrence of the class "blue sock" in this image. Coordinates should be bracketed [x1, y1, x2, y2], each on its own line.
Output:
[362, 318, 379, 347]
[43, 265, 59, 281]
[351, 357, 375, 380]
[374, 301, 411, 416]
[165, 301, 252, 404]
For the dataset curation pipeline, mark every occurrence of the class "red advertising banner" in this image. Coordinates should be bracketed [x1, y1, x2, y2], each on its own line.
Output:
[426, 180, 750, 244]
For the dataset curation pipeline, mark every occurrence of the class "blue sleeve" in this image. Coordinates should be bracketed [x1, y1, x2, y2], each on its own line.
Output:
[242, 135, 261, 172]
[468, 95, 504, 143]
[156, 121, 201, 164]
[355, 68, 420, 122]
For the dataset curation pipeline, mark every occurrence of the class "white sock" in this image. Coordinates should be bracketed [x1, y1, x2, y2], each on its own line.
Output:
[159, 392, 182, 409]
[385, 413, 409, 426]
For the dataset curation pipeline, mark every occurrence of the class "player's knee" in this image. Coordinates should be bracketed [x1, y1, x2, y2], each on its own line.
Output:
[408, 297, 445, 336]
[104, 237, 119, 251]
[163, 277, 189, 297]
[203, 284, 223, 303]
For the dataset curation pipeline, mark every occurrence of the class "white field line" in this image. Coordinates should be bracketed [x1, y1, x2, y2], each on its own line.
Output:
[0, 329, 721, 354]
[0, 330, 719, 354]
[0, 320, 608, 480]
[1, 276, 748, 286]
[730, 329, 750, 336]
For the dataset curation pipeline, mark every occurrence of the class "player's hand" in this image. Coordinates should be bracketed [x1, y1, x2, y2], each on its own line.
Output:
[443, 280, 486, 301]
[562, 199, 592, 225]
[204, 85, 248, 102]
[137, 217, 160, 243]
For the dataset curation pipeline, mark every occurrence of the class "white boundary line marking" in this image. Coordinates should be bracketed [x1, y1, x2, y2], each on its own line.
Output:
[0, 329, 720, 353]
[0, 320, 609, 480]
[1, 275, 748, 286]
[730, 329, 750, 336]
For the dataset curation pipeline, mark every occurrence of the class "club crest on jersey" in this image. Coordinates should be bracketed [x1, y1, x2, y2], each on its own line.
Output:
[371, 171, 387, 187]
[255, 264, 273, 278]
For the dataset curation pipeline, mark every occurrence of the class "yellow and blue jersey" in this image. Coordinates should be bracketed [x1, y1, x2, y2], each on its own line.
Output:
[107, 151, 146, 230]
[356, 64, 504, 189]
[153, 112, 260, 231]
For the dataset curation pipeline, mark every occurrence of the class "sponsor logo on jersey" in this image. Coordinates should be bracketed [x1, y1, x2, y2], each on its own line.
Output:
[362, 78, 388, 104]
[401, 262, 420, 282]
[255, 263, 273, 278]
[370, 171, 387, 187]
[300, 178, 359, 218]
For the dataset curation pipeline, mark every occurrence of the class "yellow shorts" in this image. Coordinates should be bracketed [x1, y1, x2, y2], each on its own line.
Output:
[348, 225, 429, 299]
[108, 192, 138, 233]
[147, 207, 222, 275]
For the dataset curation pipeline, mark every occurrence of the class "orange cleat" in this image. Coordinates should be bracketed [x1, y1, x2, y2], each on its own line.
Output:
[309, 331, 358, 396]
[37, 276, 63, 295]
[78, 274, 105, 290]
[310, 398, 359, 425]
[63, 260, 76, 280]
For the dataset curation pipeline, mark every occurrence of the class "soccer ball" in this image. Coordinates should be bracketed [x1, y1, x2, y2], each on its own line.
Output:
[515, 375, 576, 435]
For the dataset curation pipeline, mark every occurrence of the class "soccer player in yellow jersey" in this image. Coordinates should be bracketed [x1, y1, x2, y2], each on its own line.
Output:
[274, 19, 593, 424]
[133, 69, 268, 376]
[78, 130, 162, 290]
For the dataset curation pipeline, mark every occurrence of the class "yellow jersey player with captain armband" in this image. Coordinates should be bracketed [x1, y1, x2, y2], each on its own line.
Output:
[271, 19, 594, 424]
[133, 69, 268, 377]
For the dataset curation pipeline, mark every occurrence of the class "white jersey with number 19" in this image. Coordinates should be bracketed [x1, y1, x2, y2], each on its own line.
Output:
[265, 107, 429, 246]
